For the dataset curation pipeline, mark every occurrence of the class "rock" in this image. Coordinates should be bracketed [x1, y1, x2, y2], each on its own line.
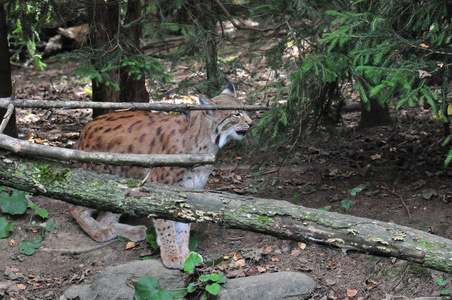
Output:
[64, 260, 315, 300]
[64, 259, 184, 300]
[212, 272, 315, 300]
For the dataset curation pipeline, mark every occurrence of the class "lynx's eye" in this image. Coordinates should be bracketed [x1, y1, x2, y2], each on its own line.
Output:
[233, 112, 242, 117]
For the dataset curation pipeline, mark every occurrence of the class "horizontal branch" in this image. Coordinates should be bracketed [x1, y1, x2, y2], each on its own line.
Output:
[0, 98, 268, 112]
[2, 155, 452, 274]
[0, 134, 215, 167]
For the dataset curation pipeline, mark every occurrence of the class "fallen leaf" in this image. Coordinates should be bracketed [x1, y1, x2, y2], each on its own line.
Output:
[366, 279, 378, 290]
[271, 257, 280, 262]
[233, 252, 242, 261]
[11, 267, 20, 273]
[235, 175, 242, 181]
[420, 43, 429, 48]
[291, 249, 301, 257]
[263, 246, 274, 255]
[257, 266, 267, 273]
[327, 261, 337, 270]
[370, 153, 382, 160]
[125, 241, 136, 249]
[298, 242, 307, 250]
[347, 289, 358, 297]
[9, 240, 16, 247]
[16, 284, 26, 290]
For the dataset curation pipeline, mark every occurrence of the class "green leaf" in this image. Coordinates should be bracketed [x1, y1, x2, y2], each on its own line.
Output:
[169, 288, 188, 298]
[205, 253, 224, 267]
[0, 190, 28, 215]
[341, 199, 353, 213]
[318, 207, 331, 211]
[30, 203, 48, 219]
[153, 289, 173, 300]
[134, 277, 160, 300]
[145, 227, 159, 249]
[0, 217, 14, 238]
[436, 278, 448, 286]
[440, 289, 452, 295]
[19, 237, 42, 255]
[183, 253, 203, 272]
[40, 219, 57, 235]
[199, 273, 219, 282]
[134, 276, 174, 300]
[205, 283, 221, 295]
[348, 187, 363, 196]
[215, 272, 227, 284]
[187, 283, 196, 293]
[189, 232, 198, 252]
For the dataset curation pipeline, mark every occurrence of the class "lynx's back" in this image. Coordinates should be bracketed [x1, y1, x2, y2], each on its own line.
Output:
[71, 84, 253, 269]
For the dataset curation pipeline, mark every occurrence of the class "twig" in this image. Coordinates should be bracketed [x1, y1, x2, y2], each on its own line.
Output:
[383, 183, 412, 219]
[41, 239, 120, 254]
[139, 168, 153, 187]
[0, 101, 14, 134]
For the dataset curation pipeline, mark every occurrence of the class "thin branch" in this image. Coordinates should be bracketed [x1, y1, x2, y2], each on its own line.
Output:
[0, 98, 268, 112]
[0, 133, 215, 167]
[383, 182, 412, 219]
[0, 100, 14, 133]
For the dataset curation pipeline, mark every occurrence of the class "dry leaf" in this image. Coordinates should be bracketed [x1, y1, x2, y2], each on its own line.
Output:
[9, 240, 16, 247]
[419, 43, 429, 48]
[370, 153, 382, 160]
[326, 261, 337, 270]
[16, 284, 26, 290]
[271, 257, 280, 262]
[291, 249, 301, 257]
[347, 289, 358, 297]
[298, 242, 307, 250]
[11, 267, 20, 273]
[257, 266, 267, 273]
[235, 175, 242, 181]
[263, 246, 274, 255]
[233, 252, 242, 261]
[125, 241, 136, 249]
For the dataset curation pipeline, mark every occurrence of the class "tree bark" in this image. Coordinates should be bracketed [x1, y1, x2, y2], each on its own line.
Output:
[120, 0, 149, 103]
[0, 4, 16, 137]
[89, 0, 121, 117]
[1, 154, 452, 274]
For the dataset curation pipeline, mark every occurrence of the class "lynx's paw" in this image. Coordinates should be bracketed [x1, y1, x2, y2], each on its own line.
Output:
[160, 251, 189, 269]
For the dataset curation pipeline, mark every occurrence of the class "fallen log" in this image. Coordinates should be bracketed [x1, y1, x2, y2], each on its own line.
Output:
[0, 154, 451, 273]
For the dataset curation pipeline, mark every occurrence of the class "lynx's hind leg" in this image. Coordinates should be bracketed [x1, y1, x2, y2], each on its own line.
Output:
[154, 219, 190, 269]
[97, 211, 147, 242]
[69, 205, 117, 242]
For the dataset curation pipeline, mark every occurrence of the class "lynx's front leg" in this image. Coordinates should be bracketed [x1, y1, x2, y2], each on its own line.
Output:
[154, 219, 190, 269]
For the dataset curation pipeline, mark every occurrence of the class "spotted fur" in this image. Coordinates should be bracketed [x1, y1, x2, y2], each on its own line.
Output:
[70, 84, 252, 269]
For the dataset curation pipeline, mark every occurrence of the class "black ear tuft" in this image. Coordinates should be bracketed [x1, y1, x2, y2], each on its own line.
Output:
[222, 81, 236, 97]
[194, 86, 202, 95]
[199, 95, 213, 106]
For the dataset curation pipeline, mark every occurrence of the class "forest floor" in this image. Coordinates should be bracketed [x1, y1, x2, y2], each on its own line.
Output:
[2, 55, 452, 300]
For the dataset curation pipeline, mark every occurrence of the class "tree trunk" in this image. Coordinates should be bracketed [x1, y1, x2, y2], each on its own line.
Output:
[0, 4, 16, 137]
[89, 0, 120, 117]
[120, 0, 149, 103]
[359, 97, 392, 128]
[1, 154, 452, 274]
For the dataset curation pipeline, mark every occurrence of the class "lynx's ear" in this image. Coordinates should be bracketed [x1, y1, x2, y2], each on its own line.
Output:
[221, 81, 236, 97]
[199, 95, 216, 116]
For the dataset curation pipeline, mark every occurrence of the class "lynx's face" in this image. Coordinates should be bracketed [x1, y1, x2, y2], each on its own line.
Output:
[202, 91, 253, 149]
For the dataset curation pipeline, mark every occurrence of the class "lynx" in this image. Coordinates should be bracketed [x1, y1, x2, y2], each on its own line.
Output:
[70, 83, 252, 269]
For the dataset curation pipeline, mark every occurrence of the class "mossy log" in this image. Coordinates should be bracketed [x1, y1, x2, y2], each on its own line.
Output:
[1, 154, 452, 273]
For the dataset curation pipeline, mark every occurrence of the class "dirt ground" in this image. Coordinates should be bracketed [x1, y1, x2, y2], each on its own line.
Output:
[2, 59, 452, 300]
